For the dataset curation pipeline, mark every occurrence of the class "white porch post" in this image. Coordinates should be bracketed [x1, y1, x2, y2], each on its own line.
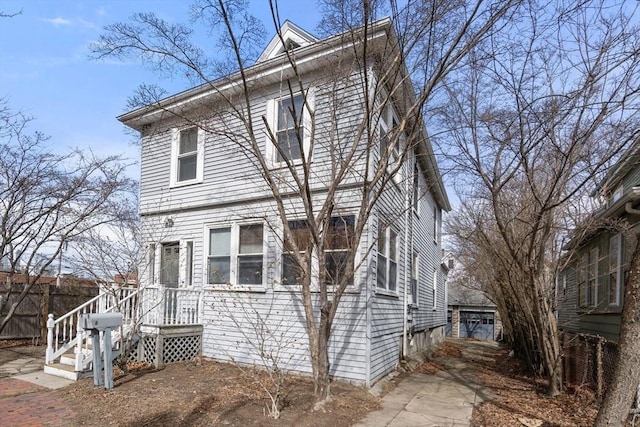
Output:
[198, 291, 204, 324]
[74, 313, 84, 371]
[45, 314, 54, 364]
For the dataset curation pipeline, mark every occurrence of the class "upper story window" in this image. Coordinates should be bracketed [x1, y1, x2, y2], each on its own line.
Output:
[413, 164, 420, 214]
[277, 94, 304, 162]
[207, 223, 264, 287]
[377, 226, 398, 292]
[379, 104, 401, 182]
[267, 90, 314, 166]
[433, 205, 439, 243]
[171, 127, 204, 187]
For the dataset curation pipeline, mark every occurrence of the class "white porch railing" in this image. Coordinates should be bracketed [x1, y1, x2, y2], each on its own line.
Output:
[46, 287, 140, 370]
[46, 286, 203, 375]
[141, 286, 204, 326]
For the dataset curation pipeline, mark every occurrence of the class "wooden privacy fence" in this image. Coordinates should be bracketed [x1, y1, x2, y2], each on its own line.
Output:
[0, 275, 99, 341]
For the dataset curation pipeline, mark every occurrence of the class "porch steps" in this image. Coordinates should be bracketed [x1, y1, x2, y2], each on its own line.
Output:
[44, 362, 91, 381]
[44, 347, 92, 380]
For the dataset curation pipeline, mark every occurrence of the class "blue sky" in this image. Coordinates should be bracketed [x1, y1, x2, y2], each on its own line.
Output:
[0, 1, 322, 177]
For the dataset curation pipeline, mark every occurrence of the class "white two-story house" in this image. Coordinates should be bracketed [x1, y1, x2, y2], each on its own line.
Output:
[115, 19, 450, 387]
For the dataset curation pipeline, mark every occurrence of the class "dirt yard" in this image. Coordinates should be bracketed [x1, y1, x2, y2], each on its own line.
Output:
[58, 359, 380, 426]
[1, 338, 604, 426]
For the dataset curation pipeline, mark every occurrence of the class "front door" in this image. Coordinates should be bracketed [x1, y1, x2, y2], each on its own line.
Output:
[161, 242, 180, 288]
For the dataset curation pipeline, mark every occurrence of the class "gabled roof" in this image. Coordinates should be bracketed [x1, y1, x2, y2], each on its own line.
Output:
[257, 20, 317, 62]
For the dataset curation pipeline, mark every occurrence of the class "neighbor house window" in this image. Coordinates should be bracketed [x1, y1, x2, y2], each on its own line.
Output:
[377, 226, 397, 292]
[578, 254, 588, 308]
[171, 127, 204, 186]
[588, 247, 599, 307]
[207, 223, 264, 287]
[609, 234, 622, 306]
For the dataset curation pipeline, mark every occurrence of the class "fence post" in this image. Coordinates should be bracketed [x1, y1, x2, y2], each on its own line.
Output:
[46, 314, 55, 364]
[596, 336, 604, 398]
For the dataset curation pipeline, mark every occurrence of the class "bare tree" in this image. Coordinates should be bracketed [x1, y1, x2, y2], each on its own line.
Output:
[0, 100, 134, 334]
[439, 1, 640, 396]
[91, 0, 522, 402]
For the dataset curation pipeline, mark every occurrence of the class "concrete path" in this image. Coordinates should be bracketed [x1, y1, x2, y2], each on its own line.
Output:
[354, 339, 498, 427]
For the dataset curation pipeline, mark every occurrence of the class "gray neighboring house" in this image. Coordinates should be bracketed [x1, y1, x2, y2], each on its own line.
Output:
[116, 20, 451, 387]
[557, 140, 640, 342]
[444, 254, 502, 341]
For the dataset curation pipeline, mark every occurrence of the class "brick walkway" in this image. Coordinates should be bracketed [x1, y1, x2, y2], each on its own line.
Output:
[0, 378, 75, 426]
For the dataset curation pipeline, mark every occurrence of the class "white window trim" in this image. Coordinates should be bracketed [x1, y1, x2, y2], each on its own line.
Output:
[609, 234, 622, 306]
[204, 221, 267, 291]
[170, 127, 205, 187]
[265, 88, 315, 168]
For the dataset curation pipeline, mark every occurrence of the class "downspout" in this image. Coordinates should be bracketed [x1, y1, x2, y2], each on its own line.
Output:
[402, 162, 411, 358]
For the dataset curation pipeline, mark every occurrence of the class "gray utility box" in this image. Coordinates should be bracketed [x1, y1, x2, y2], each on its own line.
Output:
[80, 313, 123, 331]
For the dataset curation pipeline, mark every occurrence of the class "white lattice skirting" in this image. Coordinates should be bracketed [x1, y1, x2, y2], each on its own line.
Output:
[134, 325, 203, 368]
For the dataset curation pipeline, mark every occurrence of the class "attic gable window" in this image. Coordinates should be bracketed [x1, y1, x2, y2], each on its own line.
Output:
[170, 127, 204, 187]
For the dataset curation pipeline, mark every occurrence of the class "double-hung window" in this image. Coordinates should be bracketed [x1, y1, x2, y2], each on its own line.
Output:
[578, 254, 588, 307]
[588, 247, 598, 307]
[282, 220, 311, 286]
[274, 94, 305, 163]
[432, 268, 437, 310]
[208, 224, 264, 287]
[324, 216, 355, 288]
[171, 127, 204, 186]
[379, 104, 401, 182]
[413, 164, 420, 214]
[410, 253, 418, 305]
[281, 216, 355, 288]
[377, 226, 397, 292]
[609, 234, 622, 306]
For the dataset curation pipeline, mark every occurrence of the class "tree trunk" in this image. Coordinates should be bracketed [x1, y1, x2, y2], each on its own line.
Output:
[313, 307, 332, 403]
[595, 234, 640, 426]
